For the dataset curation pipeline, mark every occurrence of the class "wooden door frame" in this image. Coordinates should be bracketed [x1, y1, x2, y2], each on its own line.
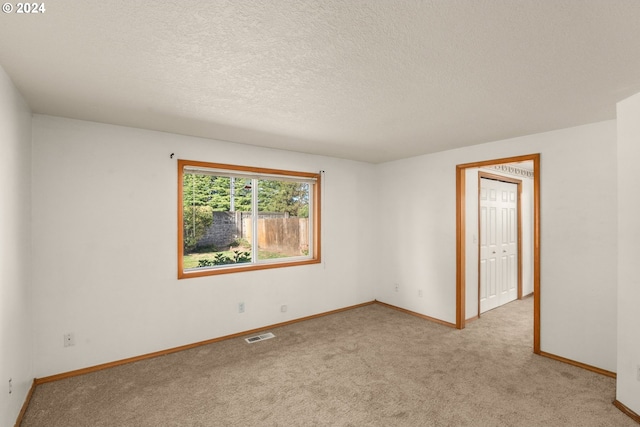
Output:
[477, 172, 523, 317]
[456, 153, 541, 354]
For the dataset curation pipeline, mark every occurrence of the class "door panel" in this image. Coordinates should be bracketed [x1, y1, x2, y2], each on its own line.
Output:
[508, 254, 517, 293]
[489, 207, 497, 246]
[488, 258, 497, 299]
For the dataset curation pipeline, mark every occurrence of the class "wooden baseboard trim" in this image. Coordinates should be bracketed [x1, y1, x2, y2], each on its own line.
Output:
[539, 351, 616, 378]
[613, 400, 640, 424]
[465, 315, 479, 323]
[375, 300, 456, 328]
[14, 379, 36, 427]
[35, 300, 376, 385]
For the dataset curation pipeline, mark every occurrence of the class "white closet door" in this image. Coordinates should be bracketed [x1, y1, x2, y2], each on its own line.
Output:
[480, 178, 518, 313]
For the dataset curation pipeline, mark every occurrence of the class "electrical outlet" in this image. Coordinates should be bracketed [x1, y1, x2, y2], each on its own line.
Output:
[281, 305, 287, 313]
[394, 283, 399, 292]
[418, 289, 423, 297]
[636, 365, 640, 382]
[8, 378, 12, 395]
[63, 333, 75, 347]
[238, 302, 245, 313]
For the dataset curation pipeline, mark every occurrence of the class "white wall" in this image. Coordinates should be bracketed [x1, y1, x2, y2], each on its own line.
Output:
[376, 120, 618, 372]
[31, 115, 378, 378]
[464, 167, 534, 320]
[0, 66, 33, 426]
[616, 92, 640, 414]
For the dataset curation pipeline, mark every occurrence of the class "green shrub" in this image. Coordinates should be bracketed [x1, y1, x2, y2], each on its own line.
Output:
[197, 259, 215, 267]
[232, 250, 251, 263]
[197, 250, 251, 268]
[183, 205, 213, 253]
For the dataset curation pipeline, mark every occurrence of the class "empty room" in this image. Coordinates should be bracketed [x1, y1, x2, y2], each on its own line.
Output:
[2, 1, 640, 426]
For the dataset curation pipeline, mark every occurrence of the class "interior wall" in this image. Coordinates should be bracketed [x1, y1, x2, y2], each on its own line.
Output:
[0, 66, 33, 426]
[376, 120, 618, 372]
[31, 115, 378, 378]
[464, 166, 534, 320]
[616, 91, 640, 414]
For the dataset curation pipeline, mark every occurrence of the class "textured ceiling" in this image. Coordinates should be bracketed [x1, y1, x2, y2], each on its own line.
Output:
[1, 1, 640, 163]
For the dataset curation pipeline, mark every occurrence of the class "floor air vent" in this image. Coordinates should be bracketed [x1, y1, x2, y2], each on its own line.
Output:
[244, 332, 275, 344]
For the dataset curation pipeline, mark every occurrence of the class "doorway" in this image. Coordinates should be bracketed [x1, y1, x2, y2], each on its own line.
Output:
[456, 154, 540, 354]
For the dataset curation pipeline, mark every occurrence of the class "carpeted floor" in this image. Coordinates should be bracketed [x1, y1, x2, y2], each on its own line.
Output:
[21, 297, 636, 427]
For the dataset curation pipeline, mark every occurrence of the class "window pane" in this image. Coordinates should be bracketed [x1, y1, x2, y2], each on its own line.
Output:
[257, 179, 311, 260]
[182, 172, 253, 270]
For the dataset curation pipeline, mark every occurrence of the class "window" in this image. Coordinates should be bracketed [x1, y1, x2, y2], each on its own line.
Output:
[178, 160, 321, 278]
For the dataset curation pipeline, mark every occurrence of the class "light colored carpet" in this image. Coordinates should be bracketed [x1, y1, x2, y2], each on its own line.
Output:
[21, 297, 635, 427]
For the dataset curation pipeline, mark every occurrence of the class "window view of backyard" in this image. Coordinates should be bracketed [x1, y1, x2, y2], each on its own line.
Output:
[181, 165, 315, 274]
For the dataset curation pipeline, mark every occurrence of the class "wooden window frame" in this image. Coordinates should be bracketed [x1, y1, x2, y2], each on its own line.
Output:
[178, 159, 321, 279]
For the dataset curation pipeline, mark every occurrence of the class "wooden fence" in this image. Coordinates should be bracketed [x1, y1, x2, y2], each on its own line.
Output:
[243, 217, 309, 256]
